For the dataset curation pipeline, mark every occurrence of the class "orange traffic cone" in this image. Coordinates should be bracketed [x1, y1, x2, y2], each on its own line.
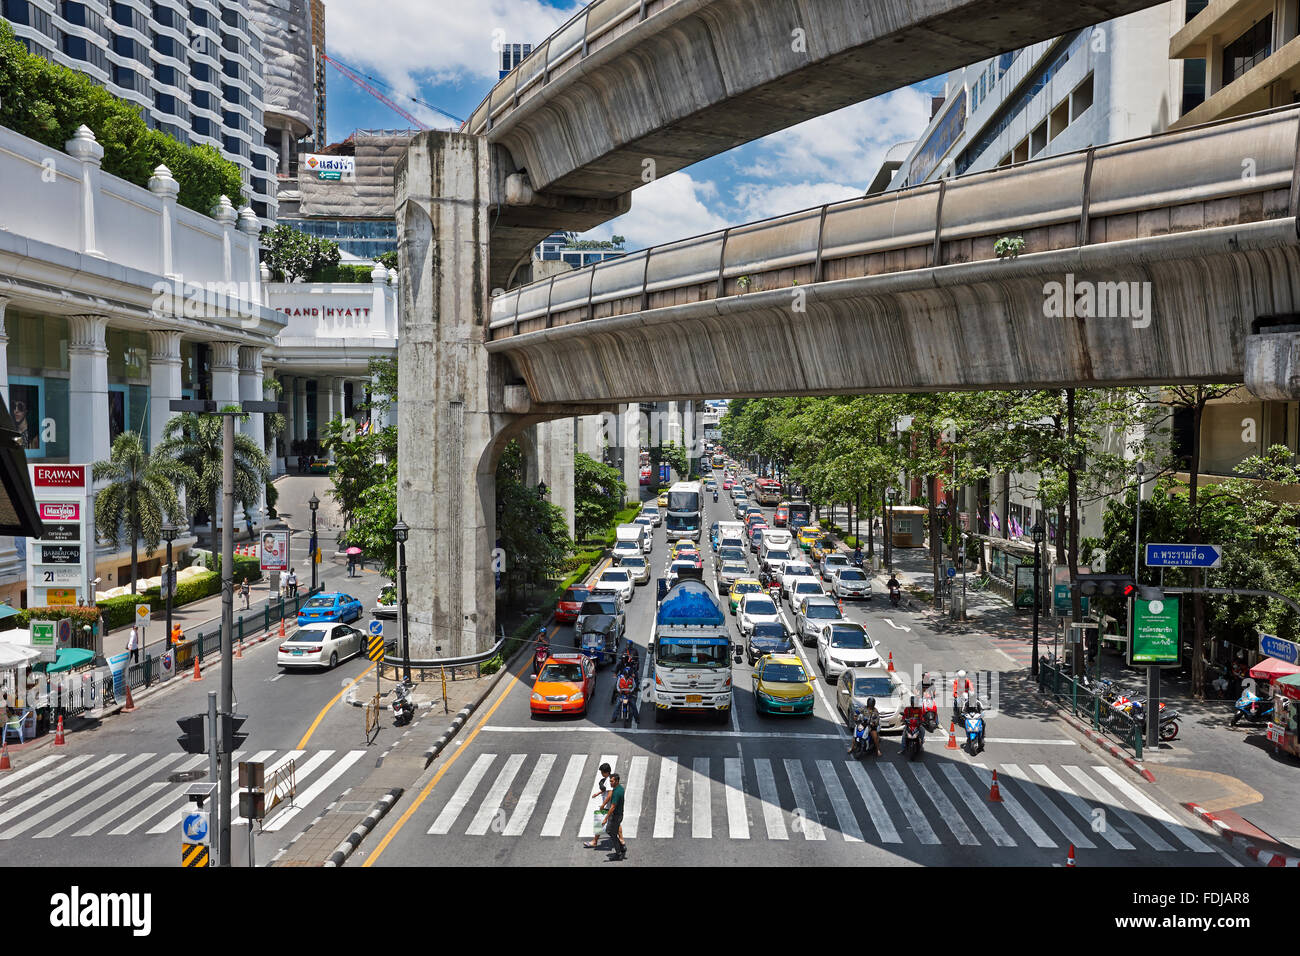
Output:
[235, 640, 243, 659]
[123, 685, 136, 713]
[1066, 844, 1076, 867]
[0, 739, 11, 771]
[946, 721, 958, 749]
[54, 715, 66, 745]
[887, 652, 895, 672]
[988, 770, 1003, 802]
[279, 616, 286, 638]
[192, 655, 202, 681]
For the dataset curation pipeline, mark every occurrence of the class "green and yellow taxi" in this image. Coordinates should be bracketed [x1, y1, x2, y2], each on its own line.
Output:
[809, 536, 834, 563]
[751, 654, 816, 716]
[797, 527, 821, 552]
[657, 490, 669, 507]
[728, 578, 763, 615]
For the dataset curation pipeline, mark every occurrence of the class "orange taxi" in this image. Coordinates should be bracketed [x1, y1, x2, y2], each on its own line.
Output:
[530, 653, 596, 717]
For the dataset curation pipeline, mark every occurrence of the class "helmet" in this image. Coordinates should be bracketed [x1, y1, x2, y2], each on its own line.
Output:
[909, 695, 917, 707]
[866, 697, 876, 708]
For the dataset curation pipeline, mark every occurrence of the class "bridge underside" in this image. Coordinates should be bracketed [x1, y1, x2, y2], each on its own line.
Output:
[489, 221, 1300, 403]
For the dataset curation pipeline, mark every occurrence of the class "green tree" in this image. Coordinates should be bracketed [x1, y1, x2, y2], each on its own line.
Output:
[323, 416, 396, 532]
[155, 410, 271, 548]
[262, 225, 342, 282]
[574, 452, 625, 542]
[92, 431, 192, 594]
[376, 250, 399, 271]
[660, 441, 689, 482]
[496, 440, 571, 601]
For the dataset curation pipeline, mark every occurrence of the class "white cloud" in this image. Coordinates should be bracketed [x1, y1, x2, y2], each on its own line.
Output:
[584, 172, 730, 250]
[731, 181, 864, 223]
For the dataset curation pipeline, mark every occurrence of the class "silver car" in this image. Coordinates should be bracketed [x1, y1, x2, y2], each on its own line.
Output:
[835, 666, 910, 732]
[794, 594, 843, 644]
[716, 560, 750, 595]
[619, 554, 651, 585]
[820, 553, 849, 581]
[277, 622, 364, 670]
[831, 566, 872, 600]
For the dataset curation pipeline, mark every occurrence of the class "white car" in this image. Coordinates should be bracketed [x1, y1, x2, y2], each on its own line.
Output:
[278, 622, 364, 670]
[781, 563, 819, 602]
[836, 666, 910, 731]
[593, 568, 635, 603]
[738, 592, 782, 636]
[794, 594, 843, 644]
[831, 567, 872, 600]
[612, 540, 641, 563]
[640, 505, 662, 527]
[633, 516, 655, 550]
[666, 559, 701, 585]
[815, 621, 882, 681]
[820, 553, 849, 581]
[789, 580, 827, 618]
[618, 554, 651, 585]
[716, 559, 750, 594]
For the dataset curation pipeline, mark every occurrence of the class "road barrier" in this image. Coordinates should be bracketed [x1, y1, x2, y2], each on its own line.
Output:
[1037, 656, 1144, 759]
[364, 694, 381, 742]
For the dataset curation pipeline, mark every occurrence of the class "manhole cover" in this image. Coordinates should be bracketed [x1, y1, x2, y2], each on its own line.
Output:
[168, 770, 207, 783]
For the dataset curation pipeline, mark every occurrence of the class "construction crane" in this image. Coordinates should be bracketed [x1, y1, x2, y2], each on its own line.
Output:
[320, 53, 465, 130]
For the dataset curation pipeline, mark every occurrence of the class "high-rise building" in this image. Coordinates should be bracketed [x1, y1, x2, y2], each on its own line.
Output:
[499, 42, 531, 79]
[249, 0, 325, 180]
[2, 0, 282, 221]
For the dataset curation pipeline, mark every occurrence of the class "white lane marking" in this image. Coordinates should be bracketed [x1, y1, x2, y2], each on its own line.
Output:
[35, 753, 183, 839]
[939, 763, 1016, 847]
[74, 755, 205, 836]
[691, 757, 711, 838]
[1091, 765, 1214, 853]
[1031, 764, 1132, 850]
[578, 754, 617, 838]
[8, 752, 153, 837]
[723, 757, 749, 840]
[753, 758, 788, 840]
[784, 758, 825, 841]
[540, 754, 587, 837]
[468, 753, 527, 836]
[429, 753, 495, 835]
[910, 763, 979, 845]
[844, 761, 902, 844]
[264, 750, 365, 832]
[0, 753, 92, 802]
[653, 757, 679, 838]
[971, 764, 1056, 849]
[883, 618, 911, 632]
[478, 726, 842, 739]
[1000, 763, 1095, 849]
[269, 674, 284, 682]
[879, 763, 940, 845]
[815, 760, 862, 843]
[1060, 764, 1172, 852]
[503, 753, 555, 837]
[135, 750, 254, 836]
[0, 754, 127, 831]
[0, 754, 68, 795]
[623, 755, 649, 839]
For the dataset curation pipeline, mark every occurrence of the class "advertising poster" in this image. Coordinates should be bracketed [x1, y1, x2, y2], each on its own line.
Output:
[259, 530, 289, 571]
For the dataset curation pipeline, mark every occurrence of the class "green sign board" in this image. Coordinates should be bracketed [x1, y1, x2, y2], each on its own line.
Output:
[31, 620, 54, 646]
[1052, 583, 1088, 617]
[317, 170, 342, 181]
[1014, 566, 1036, 609]
[1132, 596, 1180, 664]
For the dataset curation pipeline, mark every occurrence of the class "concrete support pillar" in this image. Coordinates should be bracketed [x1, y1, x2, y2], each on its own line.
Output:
[280, 375, 295, 471]
[68, 314, 110, 466]
[622, 404, 640, 502]
[295, 379, 308, 442]
[396, 131, 500, 659]
[0, 297, 10, 409]
[210, 342, 240, 407]
[239, 347, 265, 524]
[147, 330, 182, 452]
[533, 420, 575, 541]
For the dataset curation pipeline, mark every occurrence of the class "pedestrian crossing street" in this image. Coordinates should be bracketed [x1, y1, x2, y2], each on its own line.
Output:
[0, 749, 367, 841]
[426, 750, 1216, 854]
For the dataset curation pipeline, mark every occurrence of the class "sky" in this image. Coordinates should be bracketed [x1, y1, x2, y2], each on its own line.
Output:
[323, 0, 945, 250]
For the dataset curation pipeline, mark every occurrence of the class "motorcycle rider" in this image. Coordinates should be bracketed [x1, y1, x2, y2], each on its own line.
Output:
[611, 645, 640, 702]
[532, 630, 550, 676]
[852, 545, 863, 566]
[849, 697, 881, 756]
[887, 573, 902, 605]
[611, 666, 638, 722]
[952, 670, 973, 719]
[900, 695, 925, 754]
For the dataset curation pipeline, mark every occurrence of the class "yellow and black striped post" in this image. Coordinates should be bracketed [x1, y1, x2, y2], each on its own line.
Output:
[368, 633, 384, 661]
[181, 842, 209, 867]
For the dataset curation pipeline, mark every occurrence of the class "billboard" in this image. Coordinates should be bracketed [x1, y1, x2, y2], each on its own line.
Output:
[26, 464, 92, 607]
[259, 530, 290, 572]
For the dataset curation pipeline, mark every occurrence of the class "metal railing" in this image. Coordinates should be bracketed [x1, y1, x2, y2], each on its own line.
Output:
[1037, 657, 1143, 760]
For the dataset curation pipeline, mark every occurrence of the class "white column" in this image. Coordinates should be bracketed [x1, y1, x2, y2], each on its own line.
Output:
[295, 379, 308, 442]
[147, 330, 182, 452]
[0, 297, 10, 409]
[211, 341, 240, 407]
[281, 374, 295, 470]
[147, 165, 179, 278]
[371, 264, 388, 331]
[64, 125, 104, 258]
[68, 315, 110, 465]
[239, 347, 265, 524]
[211, 195, 237, 282]
[386, 271, 400, 339]
[237, 207, 261, 301]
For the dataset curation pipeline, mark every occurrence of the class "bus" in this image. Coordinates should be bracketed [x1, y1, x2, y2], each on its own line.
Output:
[665, 480, 702, 541]
[787, 502, 813, 534]
[711, 453, 725, 469]
[755, 479, 782, 506]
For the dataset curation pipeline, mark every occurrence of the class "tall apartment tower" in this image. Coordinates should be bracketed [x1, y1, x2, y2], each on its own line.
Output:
[248, 0, 322, 181]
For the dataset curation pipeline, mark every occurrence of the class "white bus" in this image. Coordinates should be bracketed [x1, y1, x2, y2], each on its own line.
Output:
[664, 480, 702, 542]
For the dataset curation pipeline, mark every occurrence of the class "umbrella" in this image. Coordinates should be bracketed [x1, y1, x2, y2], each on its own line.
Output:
[345, 547, 363, 555]
[0, 643, 41, 669]
[1250, 657, 1300, 681]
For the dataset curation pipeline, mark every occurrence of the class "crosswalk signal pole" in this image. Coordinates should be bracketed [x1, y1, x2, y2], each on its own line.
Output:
[207, 691, 219, 868]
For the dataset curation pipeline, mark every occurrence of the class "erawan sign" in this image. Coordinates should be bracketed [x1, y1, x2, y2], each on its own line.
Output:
[27, 464, 92, 608]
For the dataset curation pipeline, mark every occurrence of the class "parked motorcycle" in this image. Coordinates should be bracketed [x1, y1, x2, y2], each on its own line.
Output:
[962, 704, 985, 756]
[391, 681, 416, 727]
[1231, 690, 1273, 727]
[1129, 699, 1180, 741]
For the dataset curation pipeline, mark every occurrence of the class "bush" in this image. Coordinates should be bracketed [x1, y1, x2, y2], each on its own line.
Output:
[479, 653, 503, 675]
[97, 594, 145, 629]
[175, 570, 221, 605]
[17, 606, 101, 629]
[0, 22, 244, 214]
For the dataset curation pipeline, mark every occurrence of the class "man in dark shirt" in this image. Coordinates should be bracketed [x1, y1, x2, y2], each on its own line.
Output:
[605, 772, 627, 860]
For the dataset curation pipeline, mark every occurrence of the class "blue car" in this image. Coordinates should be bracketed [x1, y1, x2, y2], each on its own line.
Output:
[297, 592, 363, 626]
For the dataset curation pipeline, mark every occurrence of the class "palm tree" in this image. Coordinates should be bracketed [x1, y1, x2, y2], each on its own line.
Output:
[155, 408, 271, 549]
[92, 431, 193, 595]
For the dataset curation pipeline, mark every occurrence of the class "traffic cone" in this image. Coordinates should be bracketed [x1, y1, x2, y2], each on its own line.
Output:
[123, 685, 136, 713]
[0, 739, 11, 771]
[54, 715, 65, 746]
[946, 721, 958, 749]
[988, 770, 1003, 802]
[192, 655, 202, 681]
[1066, 844, 1076, 867]
[235, 640, 243, 659]
[887, 652, 895, 672]
[279, 616, 286, 638]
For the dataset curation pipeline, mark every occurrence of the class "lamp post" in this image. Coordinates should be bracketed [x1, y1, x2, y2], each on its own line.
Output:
[393, 517, 410, 684]
[308, 493, 319, 593]
[1031, 522, 1045, 677]
[161, 520, 177, 656]
[935, 500, 949, 612]
[885, 486, 897, 571]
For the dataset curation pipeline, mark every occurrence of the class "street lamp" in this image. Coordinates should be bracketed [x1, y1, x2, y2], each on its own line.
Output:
[161, 520, 177, 656]
[935, 500, 949, 611]
[1031, 522, 1046, 677]
[536, 481, 548, 499]
[393, 517, 410, 684]
[885, 486, 898, 571]
[308, 493, 319, 593]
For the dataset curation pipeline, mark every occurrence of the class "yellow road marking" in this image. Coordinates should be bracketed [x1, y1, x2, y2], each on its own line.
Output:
[297, 662, 377, 750]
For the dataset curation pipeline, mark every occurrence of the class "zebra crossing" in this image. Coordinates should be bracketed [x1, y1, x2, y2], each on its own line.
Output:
[423, 750, 1216, 854]
[0, 749, 368, 841]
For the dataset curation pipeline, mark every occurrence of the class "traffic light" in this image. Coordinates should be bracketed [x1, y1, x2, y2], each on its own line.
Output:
[222, 713, 249, 749]
[1073, 574, 1136, 599]
[177, 713, 207, 754]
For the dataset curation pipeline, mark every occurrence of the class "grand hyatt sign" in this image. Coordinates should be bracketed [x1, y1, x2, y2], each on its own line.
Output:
[276, 306, 372, 318]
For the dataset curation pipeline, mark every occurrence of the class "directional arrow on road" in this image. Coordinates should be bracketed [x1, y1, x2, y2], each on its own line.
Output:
[883, 618, 911, 632]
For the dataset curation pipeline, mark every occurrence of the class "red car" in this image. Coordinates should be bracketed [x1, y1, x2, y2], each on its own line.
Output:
[723, 479, 734, 490]
[774, 506, 789, 527]
[555, 587, 590, 624]
[531, 654, 596, 716]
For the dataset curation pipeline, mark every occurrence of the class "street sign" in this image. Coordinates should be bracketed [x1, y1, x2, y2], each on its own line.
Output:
[367, 633, 384, 662]
[56, 618, 70, 645]
[1145, 543, 1222, 569]
[135, 604, 151, 626]
[31, 621, 54, 647]
[1260, 632, 1300, 666]
[946, 566, 957, 579]
[368, 620, 383, 636]
[181, 810, 209, 845]
[1131, 596, 1180, 664]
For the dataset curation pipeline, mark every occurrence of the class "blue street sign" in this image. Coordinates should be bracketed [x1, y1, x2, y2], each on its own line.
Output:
[1260, 633, 1300, 666]
[182, 811, 209, 844]
[368, 620, 383, 637]
[1144, 543, 1223, 569]
[946, 566, 957, 578]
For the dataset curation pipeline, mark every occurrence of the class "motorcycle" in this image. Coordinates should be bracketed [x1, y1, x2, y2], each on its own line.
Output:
[713, 490, 719, 503]
[963, 705, 985, 755]
[1231, 690, 1273, 727]
[849, 711, 880, 758]
[902, 714, 924, 761]
[391, 681, 416, 726]
[532, 643, 550, 677]
[888, 584, 901, 608]
[615, 672, 635, 728]
[851, 550, 864, 568]
[1129, 700, 1180, 741]
[920, 687, 939, 732]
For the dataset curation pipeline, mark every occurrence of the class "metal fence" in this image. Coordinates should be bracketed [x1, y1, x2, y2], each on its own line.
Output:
[1037, 657, 1144, 760]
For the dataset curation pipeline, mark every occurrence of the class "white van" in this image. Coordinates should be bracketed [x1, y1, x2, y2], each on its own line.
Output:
[616, 523, 651, 554]
[717, 521, 746, 544]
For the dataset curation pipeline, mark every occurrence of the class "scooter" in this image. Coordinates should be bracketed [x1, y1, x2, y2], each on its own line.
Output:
[849, 712, 880, 758]
[713, 490, 719, 503]
[532, 643, 550, 677]
[1231, 690, 1273, 726]
[888, 584, 901, 608]
[920, 688, 939, 732]
[615, 673, 635, 728]
[963, 704, 985, 755]
[1130, 700, 1180, 741]
[902, 714, 924, 761]
[391, 681, 416, 726]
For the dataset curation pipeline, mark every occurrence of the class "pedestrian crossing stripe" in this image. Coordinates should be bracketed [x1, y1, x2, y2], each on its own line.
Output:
[368, 634, 384, 661]
[421, 752, 1216, 853]
[181, 842, 208, 867]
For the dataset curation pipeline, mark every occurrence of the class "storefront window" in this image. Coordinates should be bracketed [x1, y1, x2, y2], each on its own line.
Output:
[7, 311, 71, 461]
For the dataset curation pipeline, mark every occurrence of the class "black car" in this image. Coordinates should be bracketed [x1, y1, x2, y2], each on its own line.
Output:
[746, 620, 794, 666]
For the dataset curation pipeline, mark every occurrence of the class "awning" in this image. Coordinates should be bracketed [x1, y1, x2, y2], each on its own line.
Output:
[0, 604, 20, 621]
[0, 643, 41, 669]
[39, 647, 95, 674]
[1250, 657, 1300, 681]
